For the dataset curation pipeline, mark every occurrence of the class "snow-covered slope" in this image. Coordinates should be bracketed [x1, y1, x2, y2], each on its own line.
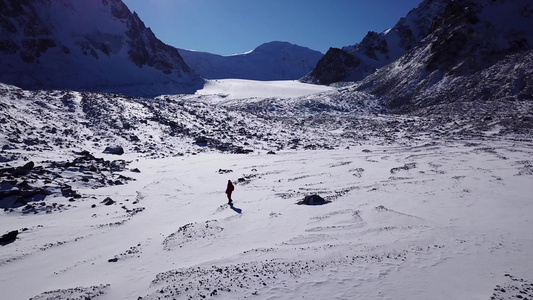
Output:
[1, 0, 532, 297]
[0, 0, 203, 97]
[358, 0, 533, 113]
[194, 79, 334, 100]
[303, 0, 449, 84]
[302, 0, 533, 132]
[0, 80, 383, 160]
[2, 137, 533, 300]
[179, 41, 323, 80]
[1, 77, 532, 299]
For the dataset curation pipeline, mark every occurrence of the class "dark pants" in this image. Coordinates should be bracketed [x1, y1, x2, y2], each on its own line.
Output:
[226, 191, 232, 203]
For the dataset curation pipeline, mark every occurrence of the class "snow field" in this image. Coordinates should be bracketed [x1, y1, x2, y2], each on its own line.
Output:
[191, 79, 334, 101]
[2, 140, 532, 299]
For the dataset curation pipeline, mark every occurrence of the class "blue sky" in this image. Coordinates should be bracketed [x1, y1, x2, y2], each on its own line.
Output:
[123, 0, 423, 56]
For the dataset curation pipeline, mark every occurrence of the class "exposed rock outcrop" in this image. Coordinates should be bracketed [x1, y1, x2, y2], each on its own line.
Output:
[0, 0, 203, 97]
[303, 0, 449, 84]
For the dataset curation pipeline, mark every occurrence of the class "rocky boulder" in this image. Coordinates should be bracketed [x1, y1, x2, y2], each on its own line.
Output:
[103, 146, 124, 155]
[0, 230, 18, 245]
[297, 194, 330, 205]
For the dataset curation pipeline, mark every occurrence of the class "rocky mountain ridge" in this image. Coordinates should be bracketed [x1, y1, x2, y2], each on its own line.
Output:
[303, 0, 450, 84]
[0, 0, 203, 97]
[357, 0, 533, 113]
[304, 0, 532, 124]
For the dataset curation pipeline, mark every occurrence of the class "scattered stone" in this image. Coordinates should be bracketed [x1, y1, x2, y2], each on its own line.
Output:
[491, 274, 533, 300]
[375, 205, 390, 212]
[390, 163, 417, 174]
[61, 185, 81, 198]
[0, 150, 136, 211]
[233, 147, 254, 154]
[0, 230, 18, 245]
[110, 160, 126, 172]
[0, 167, 15, 175]
[13, 161, 35, 176]
[101, 197, 115, 206]
[29, 284, 111, 299]
[352, 167, 365, 178]
[195, 137, 208, 147]
[0, 162, 36, 177]
[103, 146, 124, 155]
[297, 194, 330, 205]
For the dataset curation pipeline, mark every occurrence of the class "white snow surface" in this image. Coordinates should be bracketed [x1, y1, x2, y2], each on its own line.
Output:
[193, 79, 334, 100]
[1, 80, 532, 300]
[2, 142, 533, 300]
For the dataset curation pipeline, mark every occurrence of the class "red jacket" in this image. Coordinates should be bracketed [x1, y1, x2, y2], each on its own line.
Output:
[226, 181, 234, 194]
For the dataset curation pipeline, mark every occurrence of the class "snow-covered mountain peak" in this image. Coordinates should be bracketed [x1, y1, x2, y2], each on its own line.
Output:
[346, 0, 450, 62]
[304, 0, 449, 84]
[0, 0, 203, 97]
[248, 41, 315, 55]
[178, 41, 323, 80]
[356, 0, 533, 114]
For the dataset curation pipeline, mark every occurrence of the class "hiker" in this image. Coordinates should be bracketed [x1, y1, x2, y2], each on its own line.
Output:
[226, 180, 234, 204]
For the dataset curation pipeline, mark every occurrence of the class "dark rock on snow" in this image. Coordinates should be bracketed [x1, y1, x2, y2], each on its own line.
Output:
[0, 230, 18, 245]
[297, 194, 330, 205]
[0, 151, 135, 210]
[101, 197, 115, 206]
[0, 161, 35, 177]
[103, 146, 124, 155]
[12, 161, 35, 176]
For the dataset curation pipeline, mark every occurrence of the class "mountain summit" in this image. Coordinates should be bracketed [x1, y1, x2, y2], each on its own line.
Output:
[359, 0, 533, 112]
[0, 0, 203, 97]
[303, 0, 532, 128]
[178, 41, 323, 80]
[303, 0, 450, 84]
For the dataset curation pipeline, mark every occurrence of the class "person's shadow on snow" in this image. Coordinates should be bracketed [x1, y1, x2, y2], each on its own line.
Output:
[229, 203, 242, 214]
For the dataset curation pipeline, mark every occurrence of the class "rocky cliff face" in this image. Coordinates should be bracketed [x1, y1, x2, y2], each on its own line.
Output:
[0, 0, 203, 97]
[301, 48, 375, 85]
[178, 41, 323, 81]
[304, 0, 449, 84]
[358, 0, 533, 112]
